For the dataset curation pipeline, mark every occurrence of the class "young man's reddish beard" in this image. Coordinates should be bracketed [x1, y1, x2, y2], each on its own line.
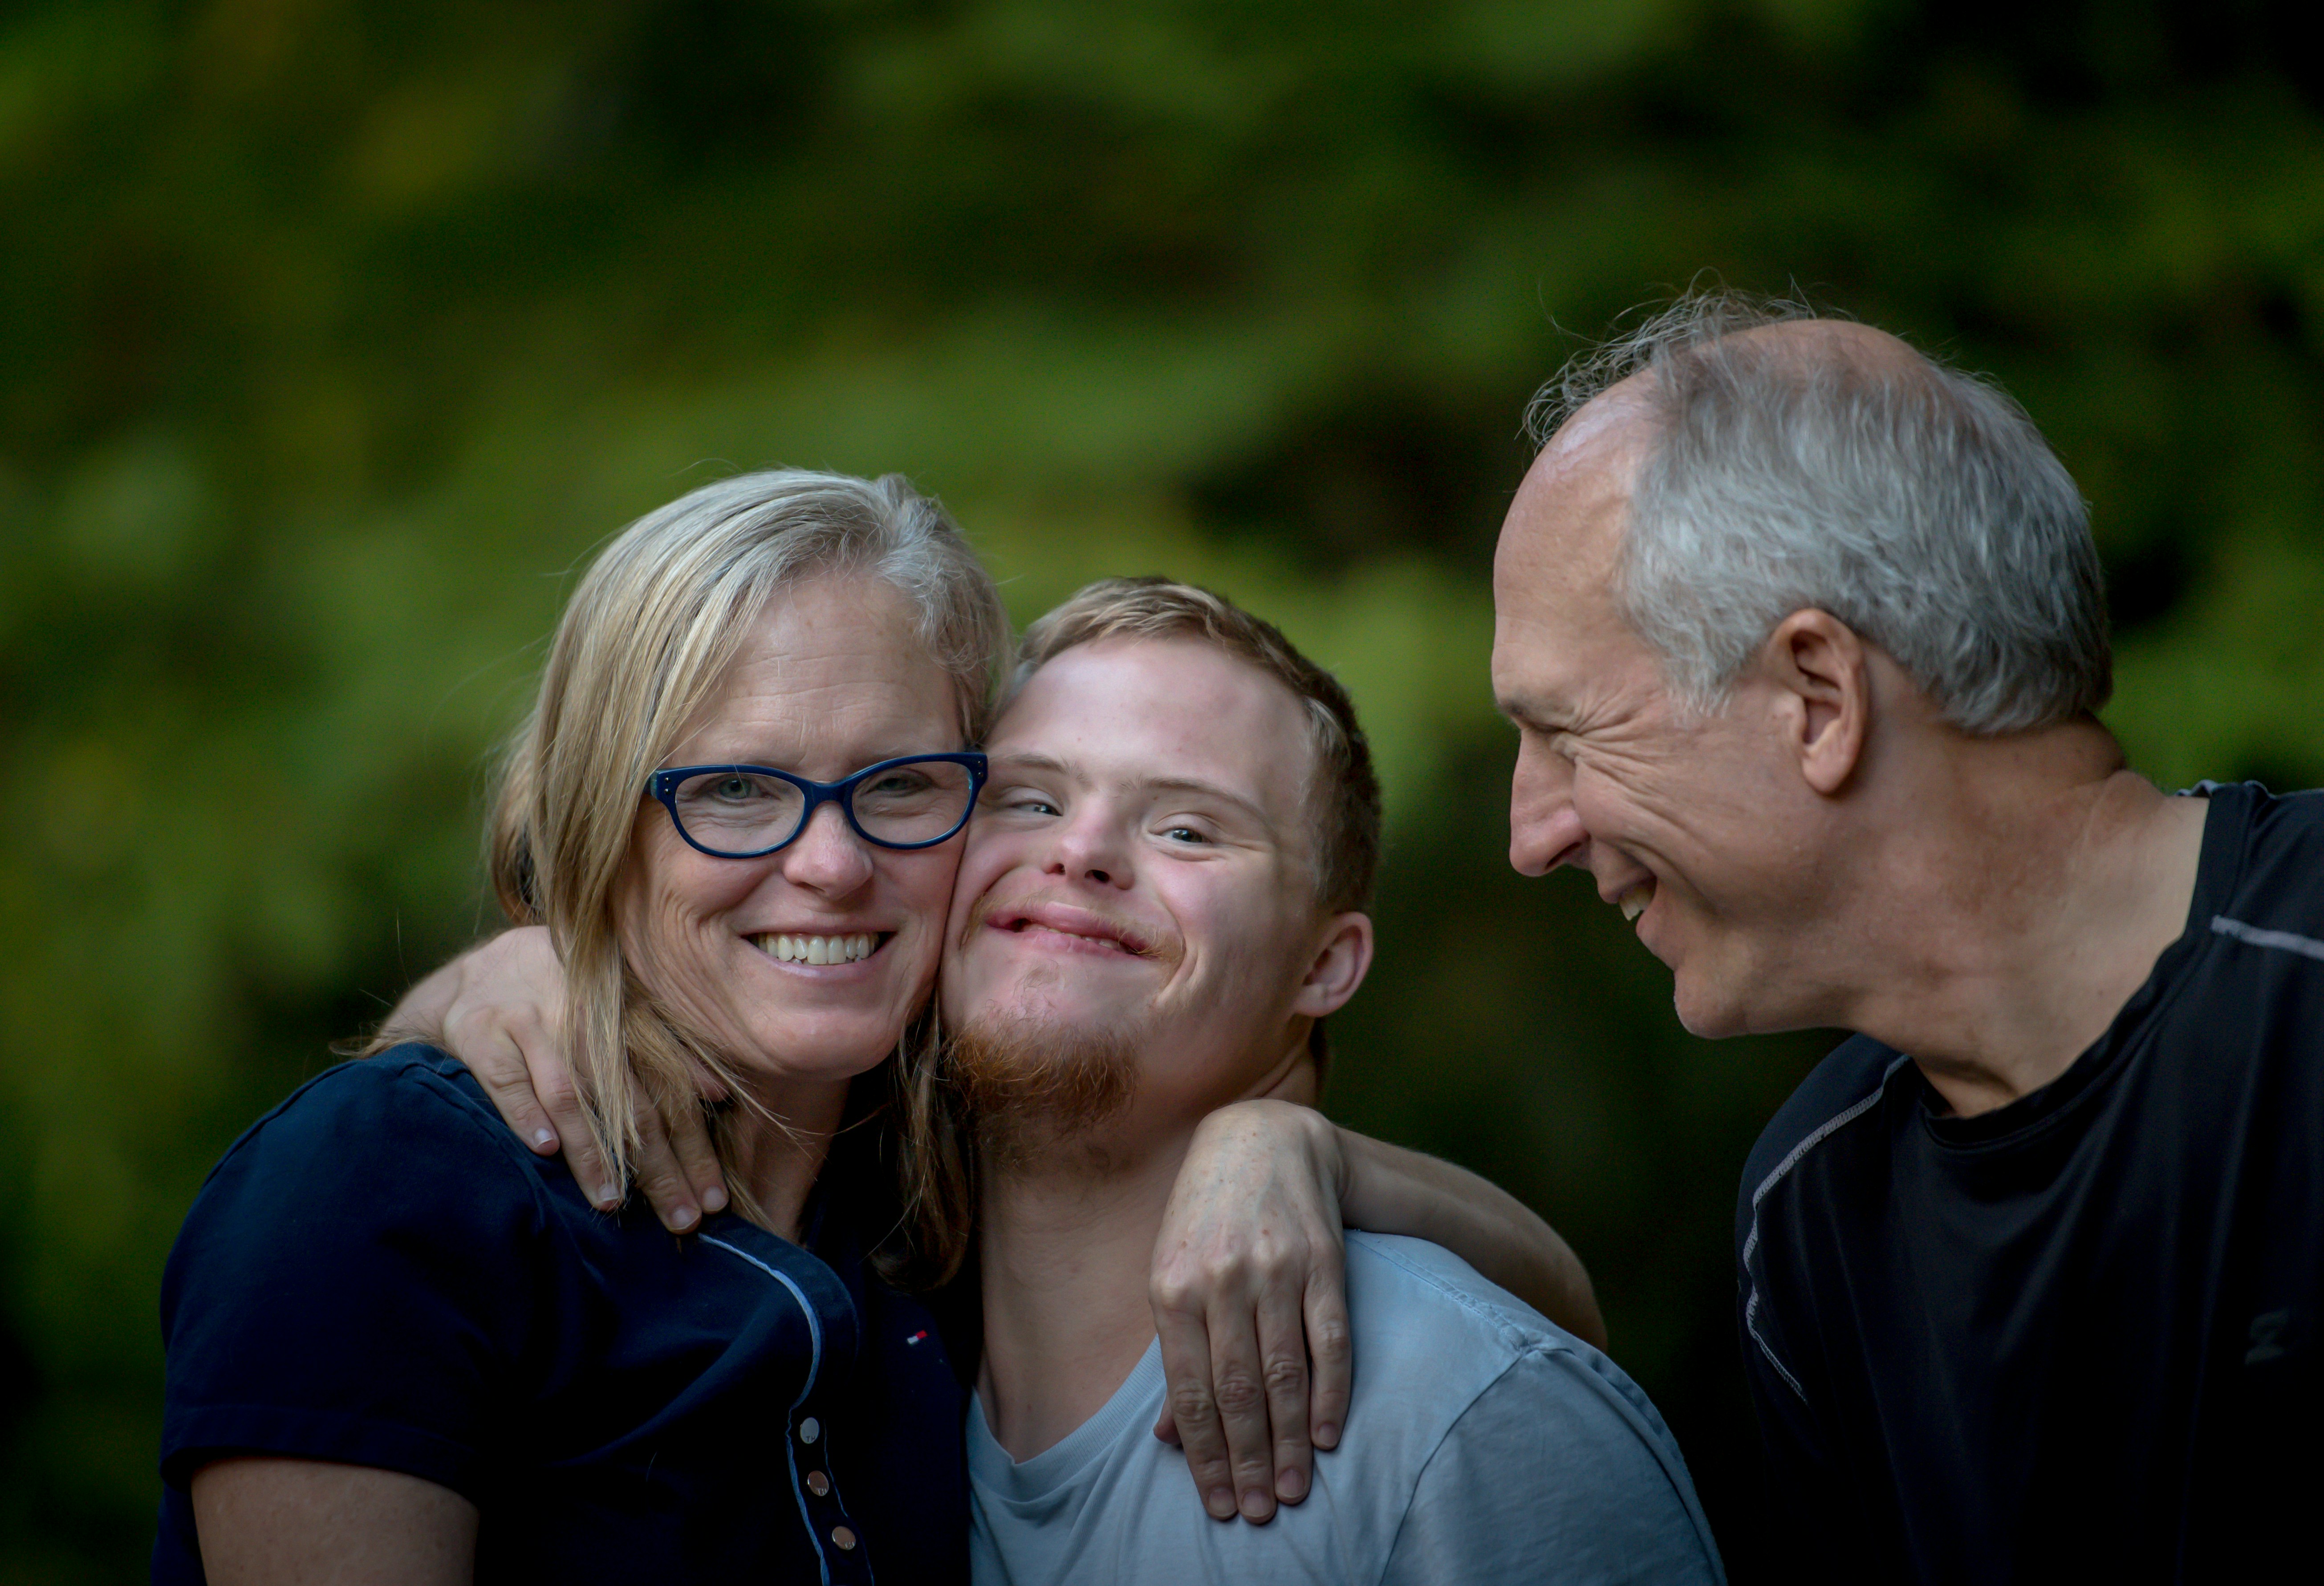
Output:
[945, 1010, 1140, 1170]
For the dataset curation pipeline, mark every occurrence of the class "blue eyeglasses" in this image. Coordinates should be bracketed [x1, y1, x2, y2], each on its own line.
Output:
[644, 752, 988, 859]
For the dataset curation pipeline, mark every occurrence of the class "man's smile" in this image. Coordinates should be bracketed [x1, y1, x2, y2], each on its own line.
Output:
[976, 898, 1167, 960]
[1616, 880, 1655, 923]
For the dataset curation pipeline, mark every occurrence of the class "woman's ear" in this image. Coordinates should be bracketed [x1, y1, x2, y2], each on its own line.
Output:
[1293, 912, 1374, 1019]
[1761, 609, 1870, 797]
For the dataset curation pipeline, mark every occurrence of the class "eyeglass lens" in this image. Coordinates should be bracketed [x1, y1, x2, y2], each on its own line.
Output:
[669, 759, 976, 854]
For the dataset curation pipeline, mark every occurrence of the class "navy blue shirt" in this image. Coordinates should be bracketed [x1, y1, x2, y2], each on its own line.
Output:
[1737, 783, 2324, 1582]
[155, 1045, 968, 1584]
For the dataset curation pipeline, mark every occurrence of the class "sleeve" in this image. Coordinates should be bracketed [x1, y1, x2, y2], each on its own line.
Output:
[1738, 1294, 1868, 1580]
[1377, 1346, 1725, 1586]
[158, 1056, 550, 1501]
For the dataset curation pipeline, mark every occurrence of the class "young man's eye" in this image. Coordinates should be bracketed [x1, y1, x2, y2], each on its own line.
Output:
[1161, 825, 1208, 844]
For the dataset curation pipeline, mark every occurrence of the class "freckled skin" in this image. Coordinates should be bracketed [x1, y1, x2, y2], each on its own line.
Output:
[614, 574, 967, 1098]
[942, 637, 1353, 1136]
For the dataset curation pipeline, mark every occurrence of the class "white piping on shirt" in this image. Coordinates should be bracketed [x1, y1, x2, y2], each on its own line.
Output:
[1739, 909, 2314, 1409]
[1739, 1054, 1915, 1406]
[703, 1234, 836, 1586]
[2211, 913, 2324, 964]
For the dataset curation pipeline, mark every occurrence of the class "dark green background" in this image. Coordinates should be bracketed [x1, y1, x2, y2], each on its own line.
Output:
[5, 1, 2321, 1578]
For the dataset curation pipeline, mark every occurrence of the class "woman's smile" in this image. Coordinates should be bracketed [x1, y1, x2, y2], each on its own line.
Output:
[748, 929, 894, 968]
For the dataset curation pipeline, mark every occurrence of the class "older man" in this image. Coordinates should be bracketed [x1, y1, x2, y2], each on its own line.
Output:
[1495, 292, 2322, 1582]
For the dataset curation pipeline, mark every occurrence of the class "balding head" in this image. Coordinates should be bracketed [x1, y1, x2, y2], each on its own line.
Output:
[1514, 291, 2110, 735]
[1516, 317, 1936, 594]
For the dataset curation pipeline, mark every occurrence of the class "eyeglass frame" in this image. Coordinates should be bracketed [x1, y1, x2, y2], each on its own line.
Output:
[643, 751, 989, 860]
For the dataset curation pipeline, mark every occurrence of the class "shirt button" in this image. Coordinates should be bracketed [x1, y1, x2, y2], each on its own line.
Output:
[832, 1526, 858, 1551]
[799, 1417, 821, 1444]
[806, 1470, 830, 1497]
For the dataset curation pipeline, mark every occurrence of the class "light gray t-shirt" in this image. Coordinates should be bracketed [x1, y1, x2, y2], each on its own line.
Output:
[968, 1232, 1725, 1585]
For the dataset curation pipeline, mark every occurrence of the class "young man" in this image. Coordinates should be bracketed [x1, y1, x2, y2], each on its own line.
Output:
[938, 579, 1722, 1583]
[1496, 290, 2323, 1580]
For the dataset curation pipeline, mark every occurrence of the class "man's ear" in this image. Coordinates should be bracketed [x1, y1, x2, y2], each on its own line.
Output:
[1759, 609, 1870, 797]
[1293, 912, 1374, 1019]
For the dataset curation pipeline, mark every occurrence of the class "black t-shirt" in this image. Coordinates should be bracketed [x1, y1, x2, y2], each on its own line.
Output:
[155, 1045, 969, 1584]
[1736, 782, 2323, 1583]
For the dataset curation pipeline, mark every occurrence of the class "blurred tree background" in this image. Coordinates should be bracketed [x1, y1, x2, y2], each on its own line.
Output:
[4, 0, 2322, 1578]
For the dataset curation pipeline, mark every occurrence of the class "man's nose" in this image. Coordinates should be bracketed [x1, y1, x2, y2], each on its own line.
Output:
[1047, 807, 1134, 889]
[779, 801, 877, 895]
[1508, 739, 1587, 878]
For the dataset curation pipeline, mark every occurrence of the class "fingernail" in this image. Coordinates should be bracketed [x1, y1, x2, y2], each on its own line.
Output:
[1239, 1489, 1273, 1521]
[1207, 1487, 1236, 1519]
[1314, 1423, 1339, 1448]
[596, 1185, 620, 1209]
[669, 1205, 698, 1231]
[701, 1186, 728, 1213]
[531, 1127, 557, 1151]
[1277, 1468, 1307, 1501]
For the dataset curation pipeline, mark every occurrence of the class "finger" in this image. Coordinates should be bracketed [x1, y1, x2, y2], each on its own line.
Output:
[521, 1025, 614, 1210]
[1203, 1299, 1280, 1523]
[1255, 1284, 1313, 1505]
[630, 1105, 703, 1233]
[1303, 1262, 1352, 1453]
[1153, 1303, 1238, 1520]
[462, 1028, 562, 1157]
[665, 1099, 729, 1216]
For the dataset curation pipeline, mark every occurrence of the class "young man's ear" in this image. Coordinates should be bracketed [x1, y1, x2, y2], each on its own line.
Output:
[1293, 913, 1374, 1019]
[1760, 609, 1871, 797]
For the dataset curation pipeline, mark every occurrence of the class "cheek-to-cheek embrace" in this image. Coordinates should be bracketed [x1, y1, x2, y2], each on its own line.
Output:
[939, 637, 1349, 1146]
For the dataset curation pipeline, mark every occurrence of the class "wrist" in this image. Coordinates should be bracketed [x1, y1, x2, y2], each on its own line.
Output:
[1328, 1121, 1376, 1224]
[1263, 1100, 1349, 1222]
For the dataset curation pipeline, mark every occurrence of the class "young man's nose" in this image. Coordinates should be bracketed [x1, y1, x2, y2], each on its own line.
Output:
[1508, 740, 1588, 877]
[1045, 809, 1135, 890]
[779, 801, 877, 895]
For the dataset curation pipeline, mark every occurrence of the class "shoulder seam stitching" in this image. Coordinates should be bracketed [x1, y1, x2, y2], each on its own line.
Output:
[1370, 1348, 1534, 1586]
[1739, 1054, 1913, 1405]
[219, 1055, 560, 1224]
[1353, 1232, 1560, 1354]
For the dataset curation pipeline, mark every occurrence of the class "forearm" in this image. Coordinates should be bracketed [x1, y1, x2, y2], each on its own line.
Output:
[378, 955, 466, 1045]
[1337, 1128, 1605, 1349]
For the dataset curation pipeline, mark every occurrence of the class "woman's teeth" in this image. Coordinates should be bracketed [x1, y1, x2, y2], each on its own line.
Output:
[1618, 882, 1655, 922]
[755, 932, 878, 965]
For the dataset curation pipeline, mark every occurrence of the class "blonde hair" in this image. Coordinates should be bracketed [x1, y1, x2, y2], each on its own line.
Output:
[488, 469, 1008, 1251]
[1015, 577, 1381, 911]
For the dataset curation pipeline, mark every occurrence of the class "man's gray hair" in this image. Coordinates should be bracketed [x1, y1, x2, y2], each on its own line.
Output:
[1527, 292, 2112, 734]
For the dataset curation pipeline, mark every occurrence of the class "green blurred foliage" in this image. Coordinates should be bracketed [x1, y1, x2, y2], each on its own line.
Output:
[4, 0, 2321, 1578]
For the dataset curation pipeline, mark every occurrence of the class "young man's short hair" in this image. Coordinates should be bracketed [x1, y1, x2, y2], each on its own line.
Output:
[1013, 577, 1383, 916]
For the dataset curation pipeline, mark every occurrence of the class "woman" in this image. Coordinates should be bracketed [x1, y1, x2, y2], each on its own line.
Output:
[158, 470, 1590, 1584]
[161, 471, 1017, 1584]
